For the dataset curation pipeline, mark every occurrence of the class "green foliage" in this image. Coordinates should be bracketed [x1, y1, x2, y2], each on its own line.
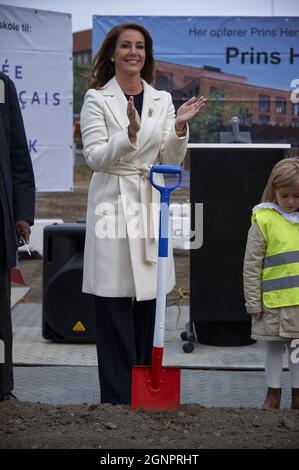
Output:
[73, 62, 90, 114]
[74, 164, 92, 181]
[189, 82, 250, 142]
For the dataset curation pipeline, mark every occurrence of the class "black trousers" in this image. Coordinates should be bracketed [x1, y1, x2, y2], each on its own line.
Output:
[94, 296, 156, 405]
[0, 205, 13, 394]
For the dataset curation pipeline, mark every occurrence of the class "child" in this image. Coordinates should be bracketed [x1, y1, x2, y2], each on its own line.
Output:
[243, 157, 299, 409]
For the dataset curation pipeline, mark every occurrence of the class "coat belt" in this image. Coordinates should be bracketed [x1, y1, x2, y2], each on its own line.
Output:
[102, 161, 160, 263]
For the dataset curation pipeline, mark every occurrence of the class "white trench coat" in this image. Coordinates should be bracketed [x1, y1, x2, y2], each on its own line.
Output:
[80, 77, 188, 300]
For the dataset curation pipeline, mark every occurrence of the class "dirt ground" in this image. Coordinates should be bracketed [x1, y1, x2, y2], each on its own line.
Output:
[3, 166, 299, 450]
[1, 402, 299, 449]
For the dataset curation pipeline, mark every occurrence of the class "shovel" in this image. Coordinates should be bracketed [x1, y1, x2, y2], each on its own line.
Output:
[131, 164, 182, 410]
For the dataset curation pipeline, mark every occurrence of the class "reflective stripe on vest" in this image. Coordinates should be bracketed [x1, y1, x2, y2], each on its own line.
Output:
[263, 250, 299, 268]
[253, 209, 299, 308]
[262, 275, 299, 292]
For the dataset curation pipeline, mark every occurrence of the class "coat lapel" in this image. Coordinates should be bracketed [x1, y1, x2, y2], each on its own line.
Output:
[138, 79, 163, 149]
[101, 76, 164, 147]
[101, 77, 129, 129]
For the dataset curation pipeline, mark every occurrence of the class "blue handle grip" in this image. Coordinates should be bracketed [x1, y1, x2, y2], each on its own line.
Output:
[150, 165, 182, 258]
[150, 165, 182, 192]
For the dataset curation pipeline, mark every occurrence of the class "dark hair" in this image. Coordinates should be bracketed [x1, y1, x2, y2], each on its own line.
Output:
[89, 23, 154, 89]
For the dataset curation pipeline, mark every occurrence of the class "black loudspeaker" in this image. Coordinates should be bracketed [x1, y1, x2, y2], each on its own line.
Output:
[42, 223, 95, 343]
[190, 146, 285, 346]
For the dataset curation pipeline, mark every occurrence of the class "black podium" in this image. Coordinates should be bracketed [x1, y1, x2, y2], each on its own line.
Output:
[189, 144, 290, 346]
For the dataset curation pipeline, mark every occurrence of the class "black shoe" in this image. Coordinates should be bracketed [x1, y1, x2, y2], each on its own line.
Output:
[0, 392, 17, 402]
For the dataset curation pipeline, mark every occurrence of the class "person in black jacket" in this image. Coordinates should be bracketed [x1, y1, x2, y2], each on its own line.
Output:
[0, 72, 35, 401]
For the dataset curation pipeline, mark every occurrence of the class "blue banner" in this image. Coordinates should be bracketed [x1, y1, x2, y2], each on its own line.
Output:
[93, 16, 299, 145]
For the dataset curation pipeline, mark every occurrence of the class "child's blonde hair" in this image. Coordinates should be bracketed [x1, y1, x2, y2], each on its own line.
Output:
[262, 158, 299, 203]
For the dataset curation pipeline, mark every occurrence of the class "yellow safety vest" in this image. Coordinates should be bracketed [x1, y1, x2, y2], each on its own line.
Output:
[252, 208, 299, 308]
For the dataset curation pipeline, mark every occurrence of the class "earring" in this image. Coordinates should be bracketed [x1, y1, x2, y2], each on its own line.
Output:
[111, 58, 114, 62]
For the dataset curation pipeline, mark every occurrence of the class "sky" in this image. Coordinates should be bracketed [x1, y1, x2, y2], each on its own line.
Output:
[0, 0, 299, 32]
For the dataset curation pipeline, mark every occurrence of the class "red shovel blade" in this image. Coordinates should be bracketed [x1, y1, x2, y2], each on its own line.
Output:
[131, 365, 180, 410]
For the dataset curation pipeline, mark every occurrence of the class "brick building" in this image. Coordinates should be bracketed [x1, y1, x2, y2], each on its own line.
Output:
[161, 62, 299, 128]
[73, 29, 92, 65]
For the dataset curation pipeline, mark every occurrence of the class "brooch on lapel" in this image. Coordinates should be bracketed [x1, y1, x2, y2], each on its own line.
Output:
[148, 107, 154, 117]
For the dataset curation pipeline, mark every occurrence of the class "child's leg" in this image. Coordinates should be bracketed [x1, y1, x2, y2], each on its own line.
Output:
[262, 341, 285, 409]
[286, 341, 299, 409]
[265, 341, 285, 388]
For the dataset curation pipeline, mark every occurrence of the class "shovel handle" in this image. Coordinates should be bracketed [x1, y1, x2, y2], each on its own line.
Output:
[150, 165, 182, 383]
[150, 165, 182, 198]
[150, 165, 182, 257]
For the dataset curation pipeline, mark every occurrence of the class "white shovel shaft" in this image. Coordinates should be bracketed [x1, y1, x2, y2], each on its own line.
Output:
[153, 257, 168, 348]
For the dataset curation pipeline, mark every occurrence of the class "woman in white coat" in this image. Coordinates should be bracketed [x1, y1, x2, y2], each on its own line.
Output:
[80, 22, 206, 404]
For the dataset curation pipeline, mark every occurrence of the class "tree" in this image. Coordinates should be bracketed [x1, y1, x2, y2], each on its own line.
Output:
[189, 82, 250, 142]
[73, 62, 89, 114]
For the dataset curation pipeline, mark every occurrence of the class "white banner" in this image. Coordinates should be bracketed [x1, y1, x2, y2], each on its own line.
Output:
[0, 5, 73, 191]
